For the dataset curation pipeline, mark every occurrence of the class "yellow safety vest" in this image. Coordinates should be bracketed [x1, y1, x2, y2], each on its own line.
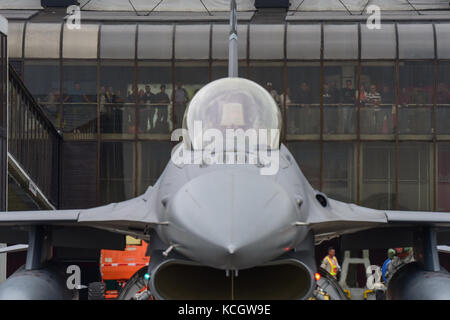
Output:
[326, 256, 338, 276]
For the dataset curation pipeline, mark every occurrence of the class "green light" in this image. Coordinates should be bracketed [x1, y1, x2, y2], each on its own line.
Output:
[144, 273, 150, 280]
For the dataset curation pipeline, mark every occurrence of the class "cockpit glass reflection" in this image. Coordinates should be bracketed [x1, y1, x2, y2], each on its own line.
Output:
[184, 78, 281, 150]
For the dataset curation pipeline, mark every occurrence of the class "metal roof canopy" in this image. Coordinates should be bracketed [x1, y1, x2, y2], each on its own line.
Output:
[1, 0, 449, 14]
[0, 15, 7, 35]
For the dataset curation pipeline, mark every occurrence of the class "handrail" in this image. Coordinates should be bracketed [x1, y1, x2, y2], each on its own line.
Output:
[8, 65, 61, 138]
[8, 63, 62, 208]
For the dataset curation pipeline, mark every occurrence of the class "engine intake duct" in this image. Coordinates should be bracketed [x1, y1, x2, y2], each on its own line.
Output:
[151, 259, 314, 300]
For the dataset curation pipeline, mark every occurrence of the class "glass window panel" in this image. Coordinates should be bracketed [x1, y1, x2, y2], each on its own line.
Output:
[286, 24, 321, 60]
[212, 24, 247, 60]
[438, 143, 450, 211]
[100, 141, 134, 204]
[137, 62, 172, 136]
[8, 22, 24, 58]
[211, 61, 246, 80]
[437, 62, 450, 135]
[361, 143, 396, 210]
[174, 62, 209, 130]
[361, 23, 396, 59]
[24, 23, 61, 59]
[398, 24, 434, 59]
[138, 24, 173, 60]
[398, 142, 432, 211]
[249, 62, 283, 109]
[323, 63, 357, 135]
[99, 61, 135, 138]
[249, 24, 284, 60]
[24, 60, 60, 127]
[100, 24, 136, 59]
[323, 142, 355, 202]
[323, 24, 358, 60]
[10, 59, 22, 77]
[63, 24, 98, 59]
[175, 25, 210, 60]
[137, 141, 172, 194]
[286, 62, 320, 136]
[286, 142, 320, 190]
[435, 24, 450, 59]
[398, 62, 434, 135]
[360, 63, 396, 136]
[62, 61, 98, 137]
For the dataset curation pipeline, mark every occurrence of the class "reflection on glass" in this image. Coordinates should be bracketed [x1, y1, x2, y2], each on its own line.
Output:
[138, 141, 172, 194]
[323, 143, 355, 202]
[286, 142, 320, 190]
[175, 64, 209, 130]
[437, 62, 450, 134]
[286, 64, 320, 135]
[398, 143, 432, 211]
[361, 143, 396, 210]
[323, 64, 357, 135]
[438, 143, 450, 211]
[398, 62, 433, 134]
[62, 62, 98, 135]
[100, 62, 134, 136]
[100, 142, 134, 204]
[249, 63, 283, 111]
[360, 64, 395, 135]
[137, 63, 172, 135]
[24, 60, 60, 127]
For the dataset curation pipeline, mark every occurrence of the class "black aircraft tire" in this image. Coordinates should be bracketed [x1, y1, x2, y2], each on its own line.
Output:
[117, 267, 149, 300]
[88, 282, 106, 300]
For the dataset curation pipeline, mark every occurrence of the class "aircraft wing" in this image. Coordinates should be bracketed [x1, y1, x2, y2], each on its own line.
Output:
[0, 186, 161, 248]
[309, 198, 450, 245]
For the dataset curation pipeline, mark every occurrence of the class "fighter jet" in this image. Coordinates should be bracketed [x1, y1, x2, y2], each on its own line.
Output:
[0, 1, 449, 300]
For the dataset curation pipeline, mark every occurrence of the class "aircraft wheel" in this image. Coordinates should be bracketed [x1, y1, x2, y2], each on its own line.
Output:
[117, 267, 151, 300]
[88, 282, 106, 300]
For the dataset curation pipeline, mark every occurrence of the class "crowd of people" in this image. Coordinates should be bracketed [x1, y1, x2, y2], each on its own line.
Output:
[264, 79, 450, 135]
[42, 81, 192, 134]
[40, 79, 450, 135]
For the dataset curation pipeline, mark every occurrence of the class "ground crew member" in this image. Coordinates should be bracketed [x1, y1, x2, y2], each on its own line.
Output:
[385, 247, 414, 283]
[320, 247, 341, 278]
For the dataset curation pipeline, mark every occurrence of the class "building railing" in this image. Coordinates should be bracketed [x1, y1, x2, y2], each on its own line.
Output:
[8, 64, 61, 207]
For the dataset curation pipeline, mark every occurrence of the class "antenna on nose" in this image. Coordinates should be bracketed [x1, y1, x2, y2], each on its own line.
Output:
[228, 0, 238, 78]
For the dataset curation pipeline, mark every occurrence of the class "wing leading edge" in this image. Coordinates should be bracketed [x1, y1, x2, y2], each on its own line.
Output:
[0, 186, 161, 242]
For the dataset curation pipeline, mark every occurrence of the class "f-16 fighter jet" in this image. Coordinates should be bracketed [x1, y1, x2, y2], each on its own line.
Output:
[0, 1, 449, 300]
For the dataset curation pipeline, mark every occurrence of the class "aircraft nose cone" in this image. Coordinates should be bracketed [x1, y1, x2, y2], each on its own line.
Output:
[165, 170, 299, 270]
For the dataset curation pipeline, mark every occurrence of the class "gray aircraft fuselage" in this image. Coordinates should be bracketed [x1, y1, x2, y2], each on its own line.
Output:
[148, 143, 312, 271]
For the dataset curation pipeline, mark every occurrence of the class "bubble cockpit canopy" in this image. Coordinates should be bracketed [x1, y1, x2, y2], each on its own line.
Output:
[183, 77, 282, 151]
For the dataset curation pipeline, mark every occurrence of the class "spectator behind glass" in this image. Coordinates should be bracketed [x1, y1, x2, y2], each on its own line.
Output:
[45, 87, 59, 122]
[339, 80, 355, 134]
[323, 82, 339, 134]
[366, 84, 382, 133]
[358, 84, 367, 106]
[140, 85, 155, 133]
[382, 85, 394, 104]
[265, 82, 280, 105]
[69, 82, 90, 103]
[154, 84, 171, 133]
[289, 82, 311, 134]
[341, 80, 355, 104]
[329, 81, 340, 104]
[280, 87, 291, 106]
[174, 82, 189, 129]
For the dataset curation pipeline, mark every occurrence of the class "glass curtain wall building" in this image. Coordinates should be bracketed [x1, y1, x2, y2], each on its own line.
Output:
[6, 19, 450, 212]
[0, 17, 6, 211]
